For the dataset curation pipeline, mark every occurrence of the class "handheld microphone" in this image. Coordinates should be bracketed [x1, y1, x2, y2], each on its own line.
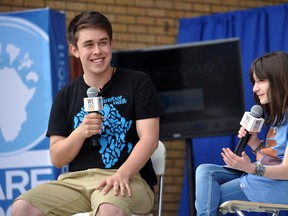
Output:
[234, 105, 264, 156]
[83, 87, 103, 146]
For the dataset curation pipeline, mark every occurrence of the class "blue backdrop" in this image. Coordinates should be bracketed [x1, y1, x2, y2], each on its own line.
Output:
[177, 3, 288, 216]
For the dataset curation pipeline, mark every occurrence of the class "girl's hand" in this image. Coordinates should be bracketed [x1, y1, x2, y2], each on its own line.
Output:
[221, 148, 255, 173]
[238, 126, 260, 149]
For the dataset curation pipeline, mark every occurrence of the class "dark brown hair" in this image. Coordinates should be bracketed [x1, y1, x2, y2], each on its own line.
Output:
[249, 51, 288, 126]
[67, 11, 113, 47]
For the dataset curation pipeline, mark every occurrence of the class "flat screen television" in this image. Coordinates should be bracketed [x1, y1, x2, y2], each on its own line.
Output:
[112, 38, 245, 140]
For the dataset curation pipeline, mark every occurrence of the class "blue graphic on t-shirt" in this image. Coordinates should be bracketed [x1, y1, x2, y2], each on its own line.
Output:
[100, 103, 132, 167]
[74, 101, 132, 168]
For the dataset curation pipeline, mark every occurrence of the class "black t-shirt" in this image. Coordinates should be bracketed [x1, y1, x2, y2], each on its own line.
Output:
[46, 68, 165, 189]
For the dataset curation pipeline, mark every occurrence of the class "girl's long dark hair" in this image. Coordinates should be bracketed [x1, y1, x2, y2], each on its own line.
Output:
[249, 51, 288, 127]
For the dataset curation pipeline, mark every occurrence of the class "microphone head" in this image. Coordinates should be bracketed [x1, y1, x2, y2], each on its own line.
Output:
[250, 105, 263, 118]
[87, 87, 98, 97]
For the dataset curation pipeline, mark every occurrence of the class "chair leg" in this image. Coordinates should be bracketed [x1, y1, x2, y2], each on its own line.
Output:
[272, 211, 280, 216]
[232, 207, 245, 216]
[157, 176, 164, 216]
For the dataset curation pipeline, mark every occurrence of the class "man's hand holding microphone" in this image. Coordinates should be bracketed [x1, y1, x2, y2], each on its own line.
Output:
[83, 87, 104, 146]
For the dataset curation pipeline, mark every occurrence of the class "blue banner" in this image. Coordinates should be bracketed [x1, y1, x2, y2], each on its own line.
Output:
[0, 8, 69, 215]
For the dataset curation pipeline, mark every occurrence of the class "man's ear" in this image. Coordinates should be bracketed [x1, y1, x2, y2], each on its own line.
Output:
[110, 40, 114, 48]
[69, 44, 79, 58]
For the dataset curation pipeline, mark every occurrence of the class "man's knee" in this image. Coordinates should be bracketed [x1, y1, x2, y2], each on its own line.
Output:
[11, 200, 44, 216]
[97, 203, 126, 216]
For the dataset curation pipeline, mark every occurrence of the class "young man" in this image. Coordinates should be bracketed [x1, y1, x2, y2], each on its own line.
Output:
[12, 11, 164, 216]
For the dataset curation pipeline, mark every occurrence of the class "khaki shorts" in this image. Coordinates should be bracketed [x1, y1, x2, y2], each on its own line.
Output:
[14, 169, 154, 216]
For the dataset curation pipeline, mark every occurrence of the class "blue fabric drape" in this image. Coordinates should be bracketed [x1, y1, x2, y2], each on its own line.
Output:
[177, 4, 288, 216]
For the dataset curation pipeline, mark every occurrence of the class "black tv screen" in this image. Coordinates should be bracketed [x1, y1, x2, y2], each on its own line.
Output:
[112, 38, 245, 140]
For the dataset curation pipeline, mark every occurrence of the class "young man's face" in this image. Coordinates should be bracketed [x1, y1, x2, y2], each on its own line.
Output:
[70, 27, 113, 76]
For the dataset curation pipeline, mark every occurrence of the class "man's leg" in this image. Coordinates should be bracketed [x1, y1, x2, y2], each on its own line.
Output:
[12, 200, 44, 216]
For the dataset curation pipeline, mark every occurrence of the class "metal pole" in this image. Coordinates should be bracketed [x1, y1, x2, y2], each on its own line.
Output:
[186, 138, 196, 215]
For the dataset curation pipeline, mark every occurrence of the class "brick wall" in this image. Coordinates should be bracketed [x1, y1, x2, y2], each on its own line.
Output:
[1, 0, 287, 215]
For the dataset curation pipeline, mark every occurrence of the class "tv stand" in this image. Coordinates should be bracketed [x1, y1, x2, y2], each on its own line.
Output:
[186, 138, 196, 216]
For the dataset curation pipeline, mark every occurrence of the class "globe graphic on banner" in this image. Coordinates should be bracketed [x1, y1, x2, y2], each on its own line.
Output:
[0, 16, 52, 156]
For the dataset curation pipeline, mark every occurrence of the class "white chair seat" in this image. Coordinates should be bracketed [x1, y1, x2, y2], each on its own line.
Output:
[219, 200, 288, 216]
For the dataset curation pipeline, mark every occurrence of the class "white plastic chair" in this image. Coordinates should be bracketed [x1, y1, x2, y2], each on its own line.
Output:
[71, 140, 166, 216]
[219, 200, 288, 216]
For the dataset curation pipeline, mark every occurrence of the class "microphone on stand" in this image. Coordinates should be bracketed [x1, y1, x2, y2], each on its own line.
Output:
[83, 87, 103, 146]
[234, 105, 264, 156]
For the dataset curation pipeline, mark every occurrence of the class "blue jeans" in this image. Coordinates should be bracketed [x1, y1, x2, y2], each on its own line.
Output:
[195, 164, 249, 216]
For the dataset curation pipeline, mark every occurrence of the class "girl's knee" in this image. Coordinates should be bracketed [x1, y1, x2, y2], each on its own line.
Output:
[196, 164, 220, 179]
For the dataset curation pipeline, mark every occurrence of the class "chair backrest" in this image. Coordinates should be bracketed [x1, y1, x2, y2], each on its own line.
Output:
[150, 140, 166, 216]
[151, 141, 166, 175]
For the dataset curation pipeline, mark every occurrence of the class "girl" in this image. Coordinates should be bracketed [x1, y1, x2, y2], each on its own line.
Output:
[195, 51, 288, 216]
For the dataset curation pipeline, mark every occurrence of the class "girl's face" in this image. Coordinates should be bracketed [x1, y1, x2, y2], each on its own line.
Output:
[253, 72, 270, 104]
